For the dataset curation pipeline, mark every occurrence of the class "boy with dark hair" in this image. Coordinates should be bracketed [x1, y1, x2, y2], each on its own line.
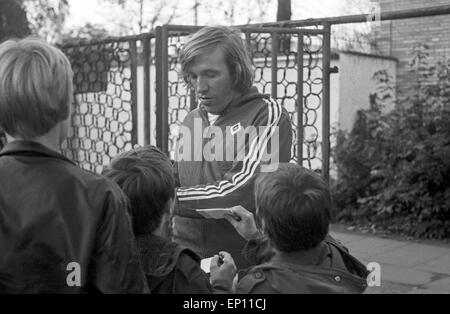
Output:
[0, 38, 146, 293]
[223, 163, 369, 294]
[103, 145, 235, 293]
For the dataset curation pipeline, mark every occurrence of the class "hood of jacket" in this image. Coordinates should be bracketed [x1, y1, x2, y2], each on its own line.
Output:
[198, 86, 270, 119]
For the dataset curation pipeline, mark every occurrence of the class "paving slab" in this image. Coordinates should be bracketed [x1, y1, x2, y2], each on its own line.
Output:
[370, 243, 449, 268]
[377, 264, 434, 286]
[424, 277, 450, 292]
[329, 232, 365, 246]
[364, 281, 415, 294]
[414, 253, 450, 275]
[331, 232, 409, 260]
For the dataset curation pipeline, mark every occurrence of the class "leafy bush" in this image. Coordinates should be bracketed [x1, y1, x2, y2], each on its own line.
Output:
[332, 46, 450, 239]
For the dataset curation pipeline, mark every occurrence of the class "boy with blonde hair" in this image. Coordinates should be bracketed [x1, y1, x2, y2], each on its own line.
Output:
[0, 38, 146, 293]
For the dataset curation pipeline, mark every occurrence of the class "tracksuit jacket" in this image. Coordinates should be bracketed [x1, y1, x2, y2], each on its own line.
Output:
[172, 87, 293, 269]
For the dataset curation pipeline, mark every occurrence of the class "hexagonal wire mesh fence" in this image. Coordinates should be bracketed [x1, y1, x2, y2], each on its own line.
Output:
[155, 24, 331, 178]
[61, 34, 153, 174]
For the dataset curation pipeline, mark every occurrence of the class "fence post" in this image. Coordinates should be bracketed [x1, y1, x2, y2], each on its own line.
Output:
[129, 40, 138, 146]
[322, 23, 331, 184]
[271, 31, 279, 99]
[143, 35, 151, 145]
[244, 30, 252, 57]
[297, 33, 304, 166]
[155, 26, 169, 156]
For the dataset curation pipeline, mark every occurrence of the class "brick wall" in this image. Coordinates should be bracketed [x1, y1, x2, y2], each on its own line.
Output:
[372, 0, 450, 97]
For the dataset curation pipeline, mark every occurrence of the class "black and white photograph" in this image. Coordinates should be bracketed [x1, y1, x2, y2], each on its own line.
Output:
[0, 0, 449, 301]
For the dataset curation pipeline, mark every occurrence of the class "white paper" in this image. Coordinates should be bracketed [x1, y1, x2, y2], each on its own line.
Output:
[200, 257, 213, 273]
[195, 208, 234, 219]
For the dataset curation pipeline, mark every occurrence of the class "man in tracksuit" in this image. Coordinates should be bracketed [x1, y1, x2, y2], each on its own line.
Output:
[172, 26, 293, 269]
[0, 38, 147, 293]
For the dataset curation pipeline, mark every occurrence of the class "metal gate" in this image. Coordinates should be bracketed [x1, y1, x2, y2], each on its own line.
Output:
[60, 23, 331, 180]
[61, 34, 154, 173]
[154, 24, 331, 180]
[53, 6, 450, 179]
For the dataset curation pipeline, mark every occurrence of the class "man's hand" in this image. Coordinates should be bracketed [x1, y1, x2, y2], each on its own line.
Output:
[210, 252, 237, 292]
[224, 205, 262, 241]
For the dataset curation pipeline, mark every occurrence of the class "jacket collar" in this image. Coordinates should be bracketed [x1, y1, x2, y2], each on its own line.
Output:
[199, 86, 267, 118]
[271, 242, 330, 267]
[0, 140, 76, 165]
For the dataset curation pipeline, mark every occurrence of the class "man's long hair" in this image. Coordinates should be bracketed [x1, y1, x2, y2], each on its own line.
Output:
[180, 26, 254, 94]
